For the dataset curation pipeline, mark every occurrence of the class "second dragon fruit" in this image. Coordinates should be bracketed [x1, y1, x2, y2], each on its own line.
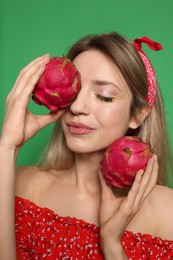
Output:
[100, 136, 154, 188]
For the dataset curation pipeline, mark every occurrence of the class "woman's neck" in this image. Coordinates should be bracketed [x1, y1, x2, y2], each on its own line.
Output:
[71, 151, 103, 191]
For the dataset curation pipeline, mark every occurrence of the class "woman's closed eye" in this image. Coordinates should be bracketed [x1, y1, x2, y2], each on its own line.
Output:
[91, 83, 122, 103]
[94, 93, 117, 102]
[92, 93, 121, 102]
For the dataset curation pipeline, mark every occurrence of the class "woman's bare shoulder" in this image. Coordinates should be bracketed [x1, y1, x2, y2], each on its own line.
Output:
[152, 184, 173, 203]
[15, 165, 68, 199]
[150, 184, 173, 239]
[15, 165, 50, 200]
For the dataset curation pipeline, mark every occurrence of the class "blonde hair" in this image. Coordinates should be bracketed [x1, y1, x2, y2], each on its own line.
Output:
[39, 32, 172, 186]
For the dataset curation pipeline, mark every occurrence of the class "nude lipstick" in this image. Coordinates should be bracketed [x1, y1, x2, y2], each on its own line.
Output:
[67, 121, 96, 135]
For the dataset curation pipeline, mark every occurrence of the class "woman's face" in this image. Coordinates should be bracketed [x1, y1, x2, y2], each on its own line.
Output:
[61, 49, 135, 154]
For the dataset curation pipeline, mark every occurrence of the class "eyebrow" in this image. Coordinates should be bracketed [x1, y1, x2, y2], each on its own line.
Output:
[92, 79, 121, 91]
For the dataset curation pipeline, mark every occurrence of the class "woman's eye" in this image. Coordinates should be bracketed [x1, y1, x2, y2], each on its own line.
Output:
[95, 94, 115, 102]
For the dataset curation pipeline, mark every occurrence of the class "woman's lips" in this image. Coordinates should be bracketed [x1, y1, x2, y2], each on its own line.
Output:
[67, 121, 96, 135]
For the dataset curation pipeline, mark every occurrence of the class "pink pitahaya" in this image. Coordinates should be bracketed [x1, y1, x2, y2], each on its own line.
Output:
[32, 56, 81, 111]
[100, 136, 154, 188]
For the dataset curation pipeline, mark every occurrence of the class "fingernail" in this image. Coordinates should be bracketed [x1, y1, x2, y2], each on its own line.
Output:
[150, 155, 156, 164]
[152, 154, 157, 161]
[138, 169, 144, 176]
[43, 54, 50, 58]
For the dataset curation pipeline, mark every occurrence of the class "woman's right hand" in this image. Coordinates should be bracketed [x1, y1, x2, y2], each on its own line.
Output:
[0, 54, 64, 150]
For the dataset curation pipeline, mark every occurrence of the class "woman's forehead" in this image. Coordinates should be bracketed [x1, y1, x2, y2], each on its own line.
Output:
[73, 49, 131, 95]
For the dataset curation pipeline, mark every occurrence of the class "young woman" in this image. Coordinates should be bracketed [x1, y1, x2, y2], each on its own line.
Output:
[0, 32, 173, 259]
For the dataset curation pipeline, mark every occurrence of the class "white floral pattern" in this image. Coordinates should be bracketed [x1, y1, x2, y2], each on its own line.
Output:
[15, 196, 173, 259]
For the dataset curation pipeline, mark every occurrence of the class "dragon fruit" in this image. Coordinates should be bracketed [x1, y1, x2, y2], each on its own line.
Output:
[100, 136, 154, 188]
[32, 56, 81, 111]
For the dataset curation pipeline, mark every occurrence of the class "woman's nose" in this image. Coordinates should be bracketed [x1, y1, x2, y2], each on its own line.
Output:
[70, 89, 90, 115]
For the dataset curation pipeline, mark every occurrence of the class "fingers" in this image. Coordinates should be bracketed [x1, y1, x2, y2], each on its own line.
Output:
[36, 110, 65, 130]
[7, 54, 50, 102]
[20, 64, 47, 103]
[99, 154, 158, 214]
[99, 170, 115, 200]
[126, 155, 158, 214]
[99, 155, 159, 242]
[135, 155, 158, 204]
[142, 155, 158, 199]
[120, 170, 144, 216]
[13, 54, 50, 91]
[126, 170, 144, 203]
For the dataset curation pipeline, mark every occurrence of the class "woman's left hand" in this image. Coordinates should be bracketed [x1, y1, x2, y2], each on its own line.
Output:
[99, 155, 158, 255]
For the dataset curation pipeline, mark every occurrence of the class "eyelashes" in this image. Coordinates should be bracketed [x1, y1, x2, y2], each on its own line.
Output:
[94, 93, 118, 102]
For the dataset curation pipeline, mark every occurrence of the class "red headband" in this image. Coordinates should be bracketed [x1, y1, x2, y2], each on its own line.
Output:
[132, 36, 163, 107]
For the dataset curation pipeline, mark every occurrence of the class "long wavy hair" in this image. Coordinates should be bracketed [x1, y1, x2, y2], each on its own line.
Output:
[38, 32, 173, 186]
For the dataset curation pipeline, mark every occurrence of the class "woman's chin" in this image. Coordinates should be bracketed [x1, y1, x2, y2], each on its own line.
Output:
[66, 142, 103, 155]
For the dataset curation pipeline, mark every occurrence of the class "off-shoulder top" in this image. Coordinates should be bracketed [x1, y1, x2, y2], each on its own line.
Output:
[15, 196, 173, 259]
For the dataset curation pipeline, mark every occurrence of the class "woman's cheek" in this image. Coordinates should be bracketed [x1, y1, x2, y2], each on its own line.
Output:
[93, 101, 131, 130]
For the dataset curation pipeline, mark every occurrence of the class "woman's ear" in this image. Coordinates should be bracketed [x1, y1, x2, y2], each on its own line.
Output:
[129, 106, 151, 130]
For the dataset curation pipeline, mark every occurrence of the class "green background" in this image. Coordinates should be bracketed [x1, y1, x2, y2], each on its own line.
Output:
[0, 0, 173, 185]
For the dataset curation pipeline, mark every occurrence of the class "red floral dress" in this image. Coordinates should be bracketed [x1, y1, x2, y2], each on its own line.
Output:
[15, 196, 173, 259]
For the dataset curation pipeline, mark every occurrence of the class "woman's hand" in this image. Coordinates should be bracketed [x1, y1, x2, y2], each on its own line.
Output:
[99, 155, 158, 258]
[0, 54, 64, 150]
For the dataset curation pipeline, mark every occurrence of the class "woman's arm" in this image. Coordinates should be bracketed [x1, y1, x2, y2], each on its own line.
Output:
[101, 240, 128, 260]
[0, 54, 63, 259]
[99, 155, 158, 259]
[0, 145, 18, 259]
